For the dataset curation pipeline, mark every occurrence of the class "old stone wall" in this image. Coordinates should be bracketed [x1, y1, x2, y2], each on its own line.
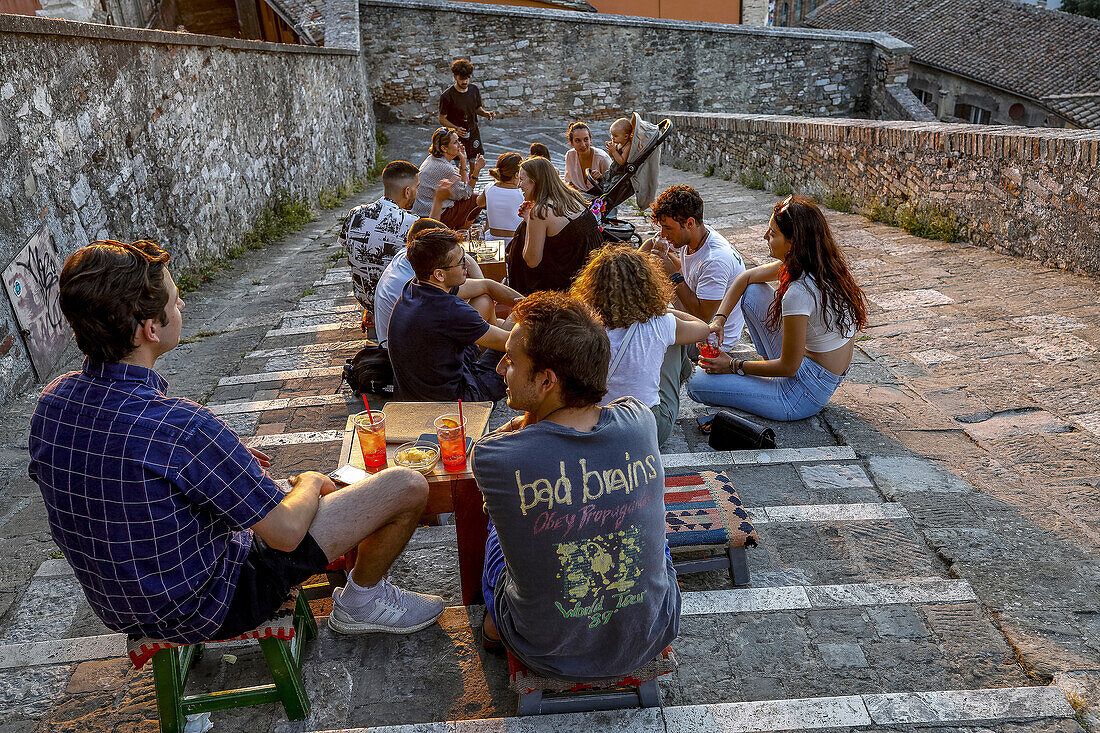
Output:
[656, 111, 1100, 275]
[360, 0, 913, 123]
[0, 13, 374, 403]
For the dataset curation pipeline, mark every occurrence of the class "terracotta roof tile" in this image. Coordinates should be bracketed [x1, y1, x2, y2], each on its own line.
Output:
[806, 0, 1100, 124]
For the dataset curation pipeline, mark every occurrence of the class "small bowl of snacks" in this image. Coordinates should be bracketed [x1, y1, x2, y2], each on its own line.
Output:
[393, 441, 439, 474]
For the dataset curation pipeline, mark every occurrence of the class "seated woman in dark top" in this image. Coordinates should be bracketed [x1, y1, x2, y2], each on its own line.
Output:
[506, 156, 603, 295]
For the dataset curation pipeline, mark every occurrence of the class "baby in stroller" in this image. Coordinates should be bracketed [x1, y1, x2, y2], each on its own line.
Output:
[586, 113, 673, 244]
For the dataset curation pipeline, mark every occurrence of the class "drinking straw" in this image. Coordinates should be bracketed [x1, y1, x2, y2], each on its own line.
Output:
[458, 398, 464, 431]
[362, 395, 374, 423]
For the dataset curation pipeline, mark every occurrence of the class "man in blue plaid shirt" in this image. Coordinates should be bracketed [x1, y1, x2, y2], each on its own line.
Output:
[28, 240, 444, 643]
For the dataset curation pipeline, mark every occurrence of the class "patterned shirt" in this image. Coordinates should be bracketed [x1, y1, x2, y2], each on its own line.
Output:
[341, 197, 418, 308]
[28, 360, 284, 643]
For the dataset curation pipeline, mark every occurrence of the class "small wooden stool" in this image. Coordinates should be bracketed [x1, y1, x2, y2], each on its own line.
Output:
[507, 647, 676, 715]
[665, 469, 758, 585]
[128, 589, 317, 733]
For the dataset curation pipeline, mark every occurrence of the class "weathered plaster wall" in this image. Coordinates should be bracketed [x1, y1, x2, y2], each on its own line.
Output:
[657, 111, 1100, 275]
[360, 0, 913, 123]
[0, 13, 374, 403]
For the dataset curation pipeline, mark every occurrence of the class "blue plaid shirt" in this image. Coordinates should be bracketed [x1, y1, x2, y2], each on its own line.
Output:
[28, 360, 284, 643]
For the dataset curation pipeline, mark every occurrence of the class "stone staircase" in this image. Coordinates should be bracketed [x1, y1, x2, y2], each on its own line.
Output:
[0, 129, 1087, 730]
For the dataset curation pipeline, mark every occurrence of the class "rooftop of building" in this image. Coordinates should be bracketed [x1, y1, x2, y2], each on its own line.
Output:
[805, 0, 1100, 126]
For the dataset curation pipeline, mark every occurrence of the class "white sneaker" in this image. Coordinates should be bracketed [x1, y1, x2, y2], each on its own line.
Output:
[328, 579, 445, 635]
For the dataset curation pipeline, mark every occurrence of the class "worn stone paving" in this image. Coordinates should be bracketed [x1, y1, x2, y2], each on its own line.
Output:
[0, 120, 1094, 731]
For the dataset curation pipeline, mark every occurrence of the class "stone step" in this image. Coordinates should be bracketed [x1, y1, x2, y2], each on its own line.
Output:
[215, 366, 344, 387]
[305, 686, 1074, 732]
[0, 572, 976, 669]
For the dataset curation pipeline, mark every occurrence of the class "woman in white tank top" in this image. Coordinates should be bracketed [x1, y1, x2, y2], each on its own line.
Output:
[477, 152, 525, 239]
[687, 195, 868, 421]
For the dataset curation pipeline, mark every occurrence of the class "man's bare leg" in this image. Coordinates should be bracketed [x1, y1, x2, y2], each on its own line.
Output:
[308, 466, 428, 583]
[310, 467, 443, 634]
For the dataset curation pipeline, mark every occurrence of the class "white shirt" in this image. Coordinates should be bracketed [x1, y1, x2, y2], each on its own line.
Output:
[678, 226, 746, 346]
[783, 275, 856, 352]
[341, 197, 417, 308]
[600, 313, 678, 408]
[373, 249, 416, 345]
[483, 182, 524, 233]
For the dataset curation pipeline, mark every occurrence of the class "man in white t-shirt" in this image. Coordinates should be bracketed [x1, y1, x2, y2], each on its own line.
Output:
[640, 185, 746, 436]
[373, 219, 517, 346]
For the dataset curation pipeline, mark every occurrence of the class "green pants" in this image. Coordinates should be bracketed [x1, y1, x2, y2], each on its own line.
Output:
[652, 344, 694, 447]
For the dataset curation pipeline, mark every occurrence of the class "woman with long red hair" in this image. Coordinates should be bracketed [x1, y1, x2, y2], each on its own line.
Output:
[687, 195, 867, 421]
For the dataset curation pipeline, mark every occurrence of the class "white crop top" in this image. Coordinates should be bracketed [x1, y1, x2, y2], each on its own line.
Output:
[484, 183, 524, 232]
[782, 276, 856, 352]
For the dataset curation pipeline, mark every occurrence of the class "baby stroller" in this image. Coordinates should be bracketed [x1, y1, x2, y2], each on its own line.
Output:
[586, 116, 673, 244]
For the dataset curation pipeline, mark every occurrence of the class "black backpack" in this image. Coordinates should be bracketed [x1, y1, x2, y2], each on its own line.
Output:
[343, 344, 394, 396]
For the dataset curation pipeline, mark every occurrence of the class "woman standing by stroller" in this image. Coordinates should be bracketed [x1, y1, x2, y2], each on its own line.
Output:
[572, 245, 711, 446]
[507, 156, 602, 295]
[688, 195, 867, 421]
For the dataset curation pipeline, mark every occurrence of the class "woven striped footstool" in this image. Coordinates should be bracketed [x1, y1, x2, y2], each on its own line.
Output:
[665, 469, 758, 585]
[128, 589, 317, 733]
[507, 646, 677, 715]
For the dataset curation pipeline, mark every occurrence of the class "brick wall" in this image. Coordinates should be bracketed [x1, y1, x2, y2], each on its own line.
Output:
[360, 0, 913, 123]
[0, 13, 374, 405]
[655, 111, 1100, 275]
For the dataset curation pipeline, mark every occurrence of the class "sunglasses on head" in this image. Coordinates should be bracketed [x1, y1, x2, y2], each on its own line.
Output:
[775, 195, 793, 215]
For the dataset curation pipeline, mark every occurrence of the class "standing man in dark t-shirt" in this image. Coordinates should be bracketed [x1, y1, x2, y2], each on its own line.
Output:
[387, 228, 520, 401]
[438, 58, 497, 161]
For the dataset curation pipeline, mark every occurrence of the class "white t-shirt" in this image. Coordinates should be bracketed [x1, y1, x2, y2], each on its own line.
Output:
[373, 249, 416, 345]
[600, 313, 678, 408]
[782, 275, 856, 352]
[678, 227, 746, 346]
[484, 182, 524, 233]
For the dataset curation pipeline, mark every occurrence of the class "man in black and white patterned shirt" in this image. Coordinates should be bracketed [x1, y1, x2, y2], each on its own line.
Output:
[340, 161, 422, 320]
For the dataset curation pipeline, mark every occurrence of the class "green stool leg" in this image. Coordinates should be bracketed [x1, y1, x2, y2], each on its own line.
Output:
[295, 592, 318, 642]
[258, 637, 310, 721]
[151, 647, 186, 733]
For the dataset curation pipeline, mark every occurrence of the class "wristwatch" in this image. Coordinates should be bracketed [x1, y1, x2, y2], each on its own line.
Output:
[734, 359, 746, 376]
[670, 272, 685, 285]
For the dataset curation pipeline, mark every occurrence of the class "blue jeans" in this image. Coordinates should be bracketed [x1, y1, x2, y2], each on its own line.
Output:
[686, 283, 844, 421]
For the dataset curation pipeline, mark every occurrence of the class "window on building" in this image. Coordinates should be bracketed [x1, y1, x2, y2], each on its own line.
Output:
[1009, 103, 1026, 122]
[809, 0, 817, 10]
[779, 3, 789, 25]
[913, 88, 938, 115]
[796, 0, 803, 19]
[954, 103, 991, 125]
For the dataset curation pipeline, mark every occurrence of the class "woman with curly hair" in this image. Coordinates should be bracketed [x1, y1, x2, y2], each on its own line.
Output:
[572, 245, 711, 445]
[688, 195, 867, 421]
[507, 156, 603, 295]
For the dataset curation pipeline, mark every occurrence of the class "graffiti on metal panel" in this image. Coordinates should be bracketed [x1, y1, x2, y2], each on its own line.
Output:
[2, 226, 71, 376]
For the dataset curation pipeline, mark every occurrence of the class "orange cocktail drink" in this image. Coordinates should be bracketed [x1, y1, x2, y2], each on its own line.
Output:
[434, 414, 468, 471]
[353, 411, 387, 469]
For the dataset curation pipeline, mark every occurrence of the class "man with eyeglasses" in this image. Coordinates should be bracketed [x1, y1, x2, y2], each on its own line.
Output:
[387, 228, 521, 401]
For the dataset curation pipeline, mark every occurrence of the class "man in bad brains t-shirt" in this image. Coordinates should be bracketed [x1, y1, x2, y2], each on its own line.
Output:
[471, 292, 680, 681]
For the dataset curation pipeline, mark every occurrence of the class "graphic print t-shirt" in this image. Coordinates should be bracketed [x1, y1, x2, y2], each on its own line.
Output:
[471, 398, 680, 680]
[342, 197, 417, 308]
[439, 85, 483, 138]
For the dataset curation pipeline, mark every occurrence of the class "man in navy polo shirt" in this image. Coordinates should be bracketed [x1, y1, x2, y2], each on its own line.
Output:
[387, 228, 520, 401]
[29, 240, 444, 642]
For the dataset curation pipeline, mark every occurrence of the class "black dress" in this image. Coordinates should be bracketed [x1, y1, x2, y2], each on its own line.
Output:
[506, 210, 603, 295]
